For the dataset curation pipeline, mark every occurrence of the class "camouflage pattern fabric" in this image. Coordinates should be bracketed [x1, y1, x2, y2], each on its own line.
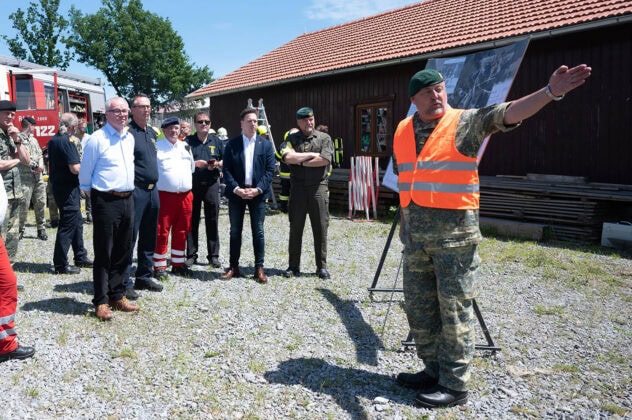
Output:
[393, 102, 519, 390]
[0, 129, 23, 259]
[18, 133, 46, 232]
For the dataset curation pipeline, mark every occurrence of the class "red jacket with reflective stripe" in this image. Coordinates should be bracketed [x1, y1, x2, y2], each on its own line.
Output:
[393, 108, 480, 209]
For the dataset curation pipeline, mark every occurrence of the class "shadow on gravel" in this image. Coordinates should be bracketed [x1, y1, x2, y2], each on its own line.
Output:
[53, 281, 93, 294]
[12, 262, 53, 274]
[317, 288, 383, 366]
[265, 357, 412, 419]
[21, 297, 92, 316]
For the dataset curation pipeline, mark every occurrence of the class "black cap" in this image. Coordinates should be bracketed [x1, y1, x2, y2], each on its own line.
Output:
[23, 116, 36, 125]
[0, 100, 17, 111]
[161, 116, 179, 128]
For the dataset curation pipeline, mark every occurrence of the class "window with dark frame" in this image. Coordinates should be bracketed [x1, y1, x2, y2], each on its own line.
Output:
[355, 102, 390, 156]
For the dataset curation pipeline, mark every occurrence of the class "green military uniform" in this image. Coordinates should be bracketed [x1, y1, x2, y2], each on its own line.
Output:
[393, 102, 517, 391]
[281, 129, 334, 272]
[18, 132, 47, 237]
[0, 128, 25, 260]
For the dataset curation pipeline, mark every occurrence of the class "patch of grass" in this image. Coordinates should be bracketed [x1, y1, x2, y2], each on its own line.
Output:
[552, 363, 580, 373]
[25, 388, 39, 397]
[204, 350, 221, 358]
[533, 304, 564, 317]
[57, 329, 68, 346]
[509, 406, 539, 417]
[113, 348, 138, 359]
[248, 360, 265, 374]
[597, 351, 627, 365]
[601, 403, 629, 416]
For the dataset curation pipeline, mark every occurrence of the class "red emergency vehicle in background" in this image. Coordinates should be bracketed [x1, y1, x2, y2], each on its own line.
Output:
[0, 55, 106, 148]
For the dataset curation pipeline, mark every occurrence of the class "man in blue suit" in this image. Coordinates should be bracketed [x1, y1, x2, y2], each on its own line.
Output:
[221, 108, 276, 283]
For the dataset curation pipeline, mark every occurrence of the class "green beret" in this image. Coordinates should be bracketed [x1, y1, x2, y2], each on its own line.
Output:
[296, 107, 314, 119]
[409, 69, 444, 97]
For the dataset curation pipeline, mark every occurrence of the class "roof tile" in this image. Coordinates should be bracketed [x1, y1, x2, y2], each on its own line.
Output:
[188, 0, 632, 98]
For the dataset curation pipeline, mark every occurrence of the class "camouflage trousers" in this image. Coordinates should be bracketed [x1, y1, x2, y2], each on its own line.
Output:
[19, 180, 47, 232]
[0, 199, 23, 261]
[402, 244, 480, 391]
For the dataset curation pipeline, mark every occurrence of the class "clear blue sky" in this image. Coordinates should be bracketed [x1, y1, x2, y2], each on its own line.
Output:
[0, 0, 418, 97]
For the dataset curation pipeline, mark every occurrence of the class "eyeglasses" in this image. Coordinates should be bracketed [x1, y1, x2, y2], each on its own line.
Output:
[196, 120, 211, 125]
[107, 109, 129, 115]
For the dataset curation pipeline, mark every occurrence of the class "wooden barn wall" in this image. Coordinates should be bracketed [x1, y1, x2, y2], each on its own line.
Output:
[207, 22, 630, 184]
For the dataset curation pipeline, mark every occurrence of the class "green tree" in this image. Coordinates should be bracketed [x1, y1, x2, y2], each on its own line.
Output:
[68, 0, 213, 106]
[2, 0, 73, 69]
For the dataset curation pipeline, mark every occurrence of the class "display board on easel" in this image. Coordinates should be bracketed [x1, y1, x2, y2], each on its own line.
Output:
[381, 38, 530, 191]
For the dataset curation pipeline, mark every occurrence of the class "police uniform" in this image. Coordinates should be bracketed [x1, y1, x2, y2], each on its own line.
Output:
[48, 132, 90, 271]
[0, 127, 24, 261]
[280, 109, 334, 277]
[18, 128, 47, 240]
[392, 70, 519, 400]
[127, 119, 161, 291]
[185, 133, 223, 265]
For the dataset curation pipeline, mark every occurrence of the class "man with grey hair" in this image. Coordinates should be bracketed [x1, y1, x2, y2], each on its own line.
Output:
[47, 112, 91, 274]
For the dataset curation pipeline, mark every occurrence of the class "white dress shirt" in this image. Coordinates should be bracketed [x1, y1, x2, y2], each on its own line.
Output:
[242, 134, 256, 186]
[155, 138, 195, 193]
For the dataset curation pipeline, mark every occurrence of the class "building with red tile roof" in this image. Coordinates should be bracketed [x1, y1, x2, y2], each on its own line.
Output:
[186, 0, 631, 189]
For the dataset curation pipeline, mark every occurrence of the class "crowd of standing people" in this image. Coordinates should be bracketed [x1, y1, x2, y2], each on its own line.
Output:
[0, 61, 591, 410]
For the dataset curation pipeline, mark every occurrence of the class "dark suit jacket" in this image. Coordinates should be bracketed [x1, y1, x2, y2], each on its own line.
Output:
[222, 134, 276, 200]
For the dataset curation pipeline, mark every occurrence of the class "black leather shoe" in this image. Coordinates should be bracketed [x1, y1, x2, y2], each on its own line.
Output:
[185, 255, 197, 267]
[50, 220, 59, 228]
[18, 230, 24, 240]
[54, 265, 81, 274]
[125, 287, 140, 300]
[37, 229, 48, 241]
[17, 284, 24, 291]
[396, 370, 438, 390]
[284, 267, 300, 278]
[75, 259, 93, 268]
[209, 257, 221, 268]
[0, 344, 35, 362]
[172, 266, 195, 278]
[317, 268, 331, 279]
[135, 277, 164, 292]
[415, 385, 468, 408]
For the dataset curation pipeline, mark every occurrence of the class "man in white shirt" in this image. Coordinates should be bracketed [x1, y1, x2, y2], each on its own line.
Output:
[152, 117, 195, 279]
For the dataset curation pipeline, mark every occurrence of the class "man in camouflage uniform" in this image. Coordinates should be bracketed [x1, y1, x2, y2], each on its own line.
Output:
[393, 65, 591, 408]
[17, 117, 47, 241]
[0, 100, 31, 262]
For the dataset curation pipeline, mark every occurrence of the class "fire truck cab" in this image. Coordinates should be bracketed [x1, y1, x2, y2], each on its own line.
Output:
[0, 55, 106, 148]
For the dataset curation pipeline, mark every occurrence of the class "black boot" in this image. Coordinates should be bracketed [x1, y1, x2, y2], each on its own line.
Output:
[37, 229, 48, 241]
[415, 385, 468, 408]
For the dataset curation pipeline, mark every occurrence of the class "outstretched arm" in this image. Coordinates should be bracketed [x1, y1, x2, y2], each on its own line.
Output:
[503, 64, 592, 125]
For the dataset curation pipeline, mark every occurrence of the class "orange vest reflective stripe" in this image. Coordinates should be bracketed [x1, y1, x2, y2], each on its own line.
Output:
[393, 108, 479, 209]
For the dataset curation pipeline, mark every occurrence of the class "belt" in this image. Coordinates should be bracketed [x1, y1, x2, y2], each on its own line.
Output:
[94, 189, 133, 198]
[243, 184, 253, 188]
[135, 182, 155, 190]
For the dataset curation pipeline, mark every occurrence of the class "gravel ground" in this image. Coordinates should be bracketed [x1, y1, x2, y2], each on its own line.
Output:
[2, 205, 631, 419]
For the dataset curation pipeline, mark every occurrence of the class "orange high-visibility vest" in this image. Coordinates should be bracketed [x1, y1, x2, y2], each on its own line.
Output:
[393, 108, 479, 209]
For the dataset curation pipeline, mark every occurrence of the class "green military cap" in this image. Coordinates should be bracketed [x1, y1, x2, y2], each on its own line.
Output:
[409, 69, 444, 97]
[296, 107, 314, 119]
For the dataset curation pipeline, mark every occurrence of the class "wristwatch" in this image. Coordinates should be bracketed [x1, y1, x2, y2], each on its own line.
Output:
[544, 84, 564, 101]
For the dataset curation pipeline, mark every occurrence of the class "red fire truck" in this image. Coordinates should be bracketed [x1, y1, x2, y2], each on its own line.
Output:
[0, 55, 106, 148]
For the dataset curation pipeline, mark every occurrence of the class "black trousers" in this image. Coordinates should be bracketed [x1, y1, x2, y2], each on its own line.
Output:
[187, 181, 220, 261]
[91, 190, 134, 306]
[53, 187, 87, 269]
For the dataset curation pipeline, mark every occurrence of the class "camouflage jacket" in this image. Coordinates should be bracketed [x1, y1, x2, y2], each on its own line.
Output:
[0, 127, 23, 199]
[18, 132, 44, 183]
